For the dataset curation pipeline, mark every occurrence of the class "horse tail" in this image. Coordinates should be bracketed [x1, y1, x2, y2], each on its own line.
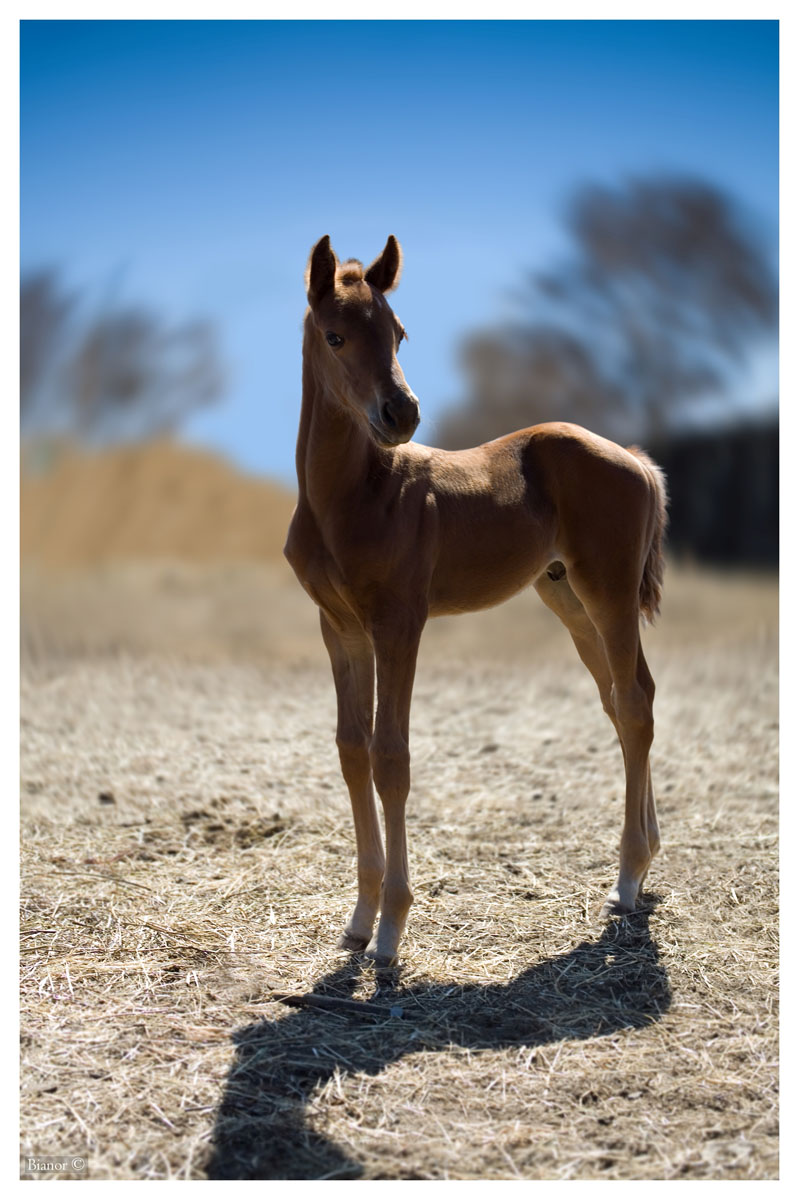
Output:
[626, 446, 668, 625]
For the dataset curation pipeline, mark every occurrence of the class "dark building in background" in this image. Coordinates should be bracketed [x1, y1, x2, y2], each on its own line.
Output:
[650, 420, 778, 568]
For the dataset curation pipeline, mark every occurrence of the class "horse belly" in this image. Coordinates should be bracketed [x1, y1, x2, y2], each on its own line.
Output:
[428, 516, 552, 616]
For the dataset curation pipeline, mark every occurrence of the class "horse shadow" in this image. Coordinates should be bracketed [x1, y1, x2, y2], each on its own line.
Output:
[207, 906, 670, 1179]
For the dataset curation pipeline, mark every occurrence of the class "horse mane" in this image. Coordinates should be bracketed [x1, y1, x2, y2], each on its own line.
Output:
[337, 259, 365, 286]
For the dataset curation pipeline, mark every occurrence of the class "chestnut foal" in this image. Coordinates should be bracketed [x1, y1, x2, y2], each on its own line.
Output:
[285, 235, 667, 967]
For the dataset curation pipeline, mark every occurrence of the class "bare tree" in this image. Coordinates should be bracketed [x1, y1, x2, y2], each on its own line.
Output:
[438, 177, 777, 449]
[20, 270, 225, 445]
[20, 270, 75, 432]
[66, 309, 224, 443]
[441, 325, 626, 450]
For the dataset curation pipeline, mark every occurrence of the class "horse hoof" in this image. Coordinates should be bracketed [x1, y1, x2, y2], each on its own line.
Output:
[338, 931, 369, 952]
[364, 947, 399, 970]
[599, 895, 636, 920]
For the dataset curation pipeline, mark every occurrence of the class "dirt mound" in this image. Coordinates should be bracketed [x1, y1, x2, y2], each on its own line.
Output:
[21, 440, 297, 566]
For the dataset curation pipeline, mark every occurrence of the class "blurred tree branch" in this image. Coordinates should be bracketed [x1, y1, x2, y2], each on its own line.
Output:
[20, 273, 225, 445]
[20, 270, 76, 431]
[438, 177, 777, 449]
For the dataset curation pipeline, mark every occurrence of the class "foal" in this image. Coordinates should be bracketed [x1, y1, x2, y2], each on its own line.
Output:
[285, 235, 667, 967]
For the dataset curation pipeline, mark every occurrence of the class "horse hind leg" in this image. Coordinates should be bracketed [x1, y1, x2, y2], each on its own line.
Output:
[638, 645, 660, 861]
[601, 626, 658, 916]
[535, 571, 659, 914]
[539, 579, 660, 861]
[571, 568, 657, 916]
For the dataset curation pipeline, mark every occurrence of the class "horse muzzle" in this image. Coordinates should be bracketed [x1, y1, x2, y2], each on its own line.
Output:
[369, 391, 421, 446]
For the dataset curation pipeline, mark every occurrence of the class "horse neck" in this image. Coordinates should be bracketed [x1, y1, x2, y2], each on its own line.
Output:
[296, 315, 374, 512]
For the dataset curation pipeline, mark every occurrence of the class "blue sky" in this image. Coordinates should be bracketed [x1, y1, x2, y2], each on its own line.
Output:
[21, 19, 778, 483]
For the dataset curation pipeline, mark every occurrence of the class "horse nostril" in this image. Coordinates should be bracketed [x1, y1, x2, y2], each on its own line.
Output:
[381, 400, 398, 429]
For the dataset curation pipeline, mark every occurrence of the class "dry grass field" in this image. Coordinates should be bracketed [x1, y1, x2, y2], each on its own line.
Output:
[20, 445, 778, 1180]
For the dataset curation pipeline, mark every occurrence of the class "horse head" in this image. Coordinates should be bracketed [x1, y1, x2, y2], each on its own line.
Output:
[305, 235, 420, 447]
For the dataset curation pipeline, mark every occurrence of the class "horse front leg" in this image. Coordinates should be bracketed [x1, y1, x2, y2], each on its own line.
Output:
[365, 609, 425, 967]
[320, 612, 385, 951]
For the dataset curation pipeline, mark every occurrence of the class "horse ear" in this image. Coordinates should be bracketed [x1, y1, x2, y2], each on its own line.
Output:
[365, 235, 403, 294]
[306, 235, 338, 306]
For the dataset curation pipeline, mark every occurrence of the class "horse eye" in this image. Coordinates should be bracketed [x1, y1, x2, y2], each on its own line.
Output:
[326, 331, 344, 348]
